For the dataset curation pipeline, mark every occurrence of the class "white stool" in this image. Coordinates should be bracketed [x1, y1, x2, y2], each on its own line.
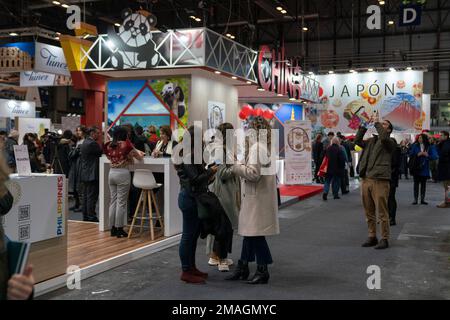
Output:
[128, 169, 164, 240]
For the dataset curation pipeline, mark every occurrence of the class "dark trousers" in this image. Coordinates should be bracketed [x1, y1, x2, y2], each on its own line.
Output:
[388, 184, 397, 222]
[413, 176, 428, 201]
[178, 189, 201, 272]
[340, 169, 349, 194]
[240, 236, 273, 265]
[82, 181, 99, 218]
[324, 174, 341, 197]
[73, 190, 80, 208]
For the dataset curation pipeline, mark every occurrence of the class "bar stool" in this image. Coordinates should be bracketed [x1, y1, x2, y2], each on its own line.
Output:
[128, 169, 164, 240]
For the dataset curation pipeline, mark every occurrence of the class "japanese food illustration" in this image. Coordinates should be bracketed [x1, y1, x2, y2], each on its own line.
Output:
[320, 110, 339, 128]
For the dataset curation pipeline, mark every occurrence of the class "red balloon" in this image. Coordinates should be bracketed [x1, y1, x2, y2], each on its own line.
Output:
[319, 86, 324, 97]
[241, 105, 253, 117]
[255, 108, 264, 117]
[238, 110, 247, 120]
[263, 109, 274, 120]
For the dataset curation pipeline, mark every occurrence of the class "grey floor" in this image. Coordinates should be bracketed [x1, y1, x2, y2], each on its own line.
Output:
[42, 179, 450, 300]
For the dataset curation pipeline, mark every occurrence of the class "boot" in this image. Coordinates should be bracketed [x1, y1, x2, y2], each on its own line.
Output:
[374, 239, 389, 250]
[190, 266, 208, 279]
[110, 226, 118, 237]
[361, 237, 378, 247]
[180, 271, 206, 284]
[116, 227, 128, 238]
[225, 260, 249, 281]
[247, 264, 269, 285]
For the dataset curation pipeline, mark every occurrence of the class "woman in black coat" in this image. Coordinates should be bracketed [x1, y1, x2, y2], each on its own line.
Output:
[437, 131, 450, 208]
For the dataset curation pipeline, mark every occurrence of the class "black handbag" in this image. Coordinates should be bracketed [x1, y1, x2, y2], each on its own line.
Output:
[0, 191, 13, 217]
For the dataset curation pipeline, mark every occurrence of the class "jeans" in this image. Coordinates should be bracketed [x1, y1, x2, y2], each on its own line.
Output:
[240, 236, 273, 265]
[82, 181, 99, 218]
[324, 175, 341, 197]
[108, 168, 131, 228]
[178, 189, 201, 272]
[413, 176, 428, 201]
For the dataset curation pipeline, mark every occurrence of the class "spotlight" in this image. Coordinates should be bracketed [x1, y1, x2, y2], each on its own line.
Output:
[9, 32, 18, 36]
[276, 6, 283, 11]
[52, 1, 61, 5]
[328, 70, 334, 74]
[195, 18, 202, 22]
[281, 10, 287, 14]
[277, 94, 284, 97]
[257, 88, 265, 92]
[368, 68, 374, 72]
[388, 20, 394, 25]
[215, 71, 221, 74]
[379, 1, 385, 5]
[406, 66, 412, 71]
[389, 67, 396, 72]
[114, 23, 121, 27]
[289, 98, 296, 101]
[349, 69, 356, 73]
[302, 27, 308, 31]
[61, 4, 69, 8]
[246, 81, 252, 84]
[231, 76, 237, 80]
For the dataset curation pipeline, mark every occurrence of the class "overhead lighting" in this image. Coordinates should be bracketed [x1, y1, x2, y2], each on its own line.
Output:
[281, 9, 287, 14]
[389, 67, 396, 72]
[379, 0, 385, 5]
[308, 71, 314, 75]
[388, 20, 394, 25]
[195, 18, 202, 22]
[52, 1, 61, 5]
[246, 81, 252, 84]
[277, 93, 284, 97]
[368, 68, 374, 72]
[106, 40, 116, 50]
[328, 70, 334, 74]
[114, 23, 121, 27]
[349, 69, 356, 73]
[231, 76, 237, 80]
[61, 4, 69, 8]
[230, 35, 235, 39]
[289, 97, 296, 101]
[406, 66, 412, 71]
[83, 34, 90, 39]
[276, 6, 283, 11]
[9, 32, 18, 36]
[56, 32, 61, 35]
[55, 36, 60, 40]
[214, 71, 221, 74]
[302, 27, 308, 31]
[189, 15, 196, 19]
[226, 33, 232, 37]
[257, 88, 265, 91]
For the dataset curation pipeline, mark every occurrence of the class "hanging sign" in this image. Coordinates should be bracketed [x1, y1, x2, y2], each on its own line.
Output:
[20, 71, 56, 87]
[257, 46, 320, 103]
[399, 4, 423, 27]
[35, 42, 70, 76]
[284, 120, 313, 184]
[0, 99, 36, 118]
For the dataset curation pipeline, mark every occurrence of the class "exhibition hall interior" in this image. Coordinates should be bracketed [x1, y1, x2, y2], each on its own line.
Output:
[0, 0, 450, 301]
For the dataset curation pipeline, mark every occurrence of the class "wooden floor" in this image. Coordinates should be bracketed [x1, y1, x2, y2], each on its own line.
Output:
[68, 221, 165, 268]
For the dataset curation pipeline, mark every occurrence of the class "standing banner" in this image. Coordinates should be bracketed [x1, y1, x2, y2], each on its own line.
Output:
[284, 120, 313, 184]
[422, 94, 431, 131]
[34, 42, 70, 76]
[315, 71, 424, 134]
[13, 145, 32, 176]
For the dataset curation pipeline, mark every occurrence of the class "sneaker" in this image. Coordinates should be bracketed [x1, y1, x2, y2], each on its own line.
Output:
[218, 260, 230, 272]
[208, 257, 220, 266]
[437, 203, 450, 209]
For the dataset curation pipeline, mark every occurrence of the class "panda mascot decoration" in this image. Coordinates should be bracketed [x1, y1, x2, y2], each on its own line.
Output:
[107, 9, 160, 69]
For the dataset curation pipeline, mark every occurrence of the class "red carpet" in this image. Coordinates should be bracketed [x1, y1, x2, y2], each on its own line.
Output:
[279, 185, 324, 200]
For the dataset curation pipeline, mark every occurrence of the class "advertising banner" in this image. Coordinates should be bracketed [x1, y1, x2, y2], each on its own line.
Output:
[0, 99, 36, 118]
[2, 175, 66, 242]
[19, 71, 72, 87]
[17, 117, 51, 143]
[34, 42, 70, 76]
[0, 42, 34, 73]
[13, 145, 32, 176]
[284, 120, 313, 184]
[314, 71, 424, 134]
[208, 101, 225, 129]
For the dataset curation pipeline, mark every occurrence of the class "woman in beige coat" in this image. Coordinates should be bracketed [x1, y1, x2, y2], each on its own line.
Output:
[226, 117, 279, 284]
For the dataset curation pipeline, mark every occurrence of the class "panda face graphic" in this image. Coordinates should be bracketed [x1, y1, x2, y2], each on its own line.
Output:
[119, 12, 154, 48]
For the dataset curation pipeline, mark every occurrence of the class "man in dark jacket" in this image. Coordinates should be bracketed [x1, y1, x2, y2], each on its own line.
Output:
[4, 130, 19, 171]
[355, 117, 396, 250]
[322, 137, 345, 201]
[80, 127, 102, 222]
[312, 134, 324, 183]
[437, 131, 450, 208]
[389, 139, 401, 226]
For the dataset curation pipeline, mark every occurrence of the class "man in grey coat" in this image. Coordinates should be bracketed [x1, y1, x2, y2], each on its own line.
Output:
[80, 127, 103, 222]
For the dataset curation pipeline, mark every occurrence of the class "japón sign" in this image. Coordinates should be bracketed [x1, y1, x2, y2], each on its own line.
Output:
[35, 42, 70, 76]
[256, 46, 320, 103]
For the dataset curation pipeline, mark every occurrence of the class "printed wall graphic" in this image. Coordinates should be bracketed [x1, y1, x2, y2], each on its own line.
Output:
[208, 101, 225, 129]
[3, 175, 66, 242]
[20, 71, 72, 87]
[314, 71, 424, 134]
[17, 117, 51, 143]
[0, 42, 34, 73]
[107, 78, 189, 134]
[284, 120, 313, 184]
[0, 99, 36, 118]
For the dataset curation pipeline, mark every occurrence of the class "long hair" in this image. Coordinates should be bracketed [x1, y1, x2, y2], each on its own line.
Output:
[418, 133, 430, 148]
[110, 126, 129, 149]
[245, 116, 272, 160]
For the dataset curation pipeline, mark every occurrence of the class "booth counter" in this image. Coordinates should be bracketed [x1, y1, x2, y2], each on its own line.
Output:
[3, 174, 68, 283]
[99, 156, 182, 237]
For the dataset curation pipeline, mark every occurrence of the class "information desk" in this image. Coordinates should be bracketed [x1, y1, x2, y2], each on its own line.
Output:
[2, 174, 68, 283]
[99, 157, 182, 237]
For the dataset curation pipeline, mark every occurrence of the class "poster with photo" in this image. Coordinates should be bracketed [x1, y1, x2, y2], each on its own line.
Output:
[208, 101, 225, 129]
[284, 120, 313, 185]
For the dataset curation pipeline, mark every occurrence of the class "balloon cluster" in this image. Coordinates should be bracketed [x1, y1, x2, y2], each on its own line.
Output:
[239, 105, 275, 121]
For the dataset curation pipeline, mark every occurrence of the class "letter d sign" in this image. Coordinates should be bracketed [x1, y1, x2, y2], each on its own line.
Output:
[399, 5, 422, 27]
[66, 5, 81, 30]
